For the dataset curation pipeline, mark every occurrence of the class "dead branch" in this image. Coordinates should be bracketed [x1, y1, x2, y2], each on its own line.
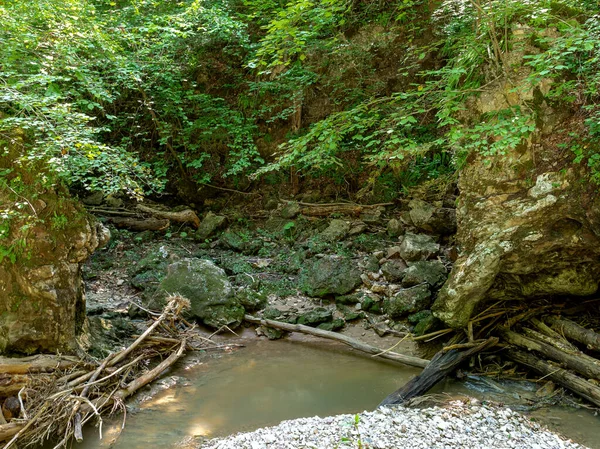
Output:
[244, 315, 429, 368]
[0, 355, 80, 375]
[379, 337, 498, 406]
[110, 217, 170, 231]
[521, 327, 581, 354]
[499, 327, 600, 380]
[545, 315, 600, 352]
[529, 318, 578, 352]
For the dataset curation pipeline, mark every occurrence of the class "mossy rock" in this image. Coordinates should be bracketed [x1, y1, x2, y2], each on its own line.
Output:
[280, 201, 301, 218]
[384, 285, 432, 319]
[236, 289, 268, 312]
[320, 219, 351, 242]
[317, 318, 345, 332]
[408, 310, 440, 336]
[195, 212, 227, 241]
[337, 304, 364, 321]
[159, 258, 244, 329]
[361, 296, 383, 314]
[402, 261, 448, 289]
[261, 326, 286, 340]
[335, 292, 363, 305]
[297, 307, 333, 326]
[299, 256, 361, 297]
[263, 307, 283, 320]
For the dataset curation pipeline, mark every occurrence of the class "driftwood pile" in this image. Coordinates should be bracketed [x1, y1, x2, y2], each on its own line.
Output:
[461, 300, 600, 409]
[499, 316, 600, 408]
[0, 295, 224, 449]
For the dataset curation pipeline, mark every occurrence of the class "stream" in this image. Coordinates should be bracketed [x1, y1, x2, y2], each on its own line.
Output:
[65, 337, 600, 449]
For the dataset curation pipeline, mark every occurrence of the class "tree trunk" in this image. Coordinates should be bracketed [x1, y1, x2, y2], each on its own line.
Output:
[379, 337, 498, 406]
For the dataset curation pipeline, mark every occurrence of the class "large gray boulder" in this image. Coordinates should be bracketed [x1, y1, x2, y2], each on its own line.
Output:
[160, 258, 244, 329]
[299, 256, 361, 297]
[434, 162, 600, 328]
[409, 199, 456, 235]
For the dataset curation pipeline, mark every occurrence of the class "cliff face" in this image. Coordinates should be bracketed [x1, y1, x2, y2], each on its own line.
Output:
[432, 38, 600, 327]
[433, 148, 600, 328]
[0, 131, 109, 354]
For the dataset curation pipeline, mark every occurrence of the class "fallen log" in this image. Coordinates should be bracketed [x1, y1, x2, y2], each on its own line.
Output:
[498, 327, 600, 380]
[545, 316, 600, 352]
[85, 208, 141, 217]
[136, 204, 200, 228]
[521, 327, 580, 354]
[505, 348, 600, 408]
[0, 355, 80, 375]
[113, 339, 186, 401]
[292, 201, 391, 218]
[244, 315, 429, 369]
[529, 318, 579, 352]
[110, 217, 170, 231]
[299, 204, 364, 217]
[0, 373, 41, 397]
[378, 337, 498, 407]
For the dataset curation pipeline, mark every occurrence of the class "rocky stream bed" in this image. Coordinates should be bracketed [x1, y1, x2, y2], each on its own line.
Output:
[3, 193, 599, 448]
[62, 197, 598, 449]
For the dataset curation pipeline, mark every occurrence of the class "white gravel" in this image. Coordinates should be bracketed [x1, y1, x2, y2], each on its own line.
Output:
[199, 400, 588, 449]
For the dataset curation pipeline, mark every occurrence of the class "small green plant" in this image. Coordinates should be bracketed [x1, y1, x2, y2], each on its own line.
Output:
[335, 413, 364, 449]
[50, 213, 69, 231]
[282, 221, 296, 240]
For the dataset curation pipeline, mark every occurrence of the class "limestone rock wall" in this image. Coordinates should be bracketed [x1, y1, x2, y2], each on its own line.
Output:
[433, 146, 600, 328]
[432, 49, 600, 328]
[0, 131, 109, 354]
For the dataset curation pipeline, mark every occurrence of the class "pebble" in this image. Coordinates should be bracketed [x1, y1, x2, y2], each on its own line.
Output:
[199, 401, 588, 449]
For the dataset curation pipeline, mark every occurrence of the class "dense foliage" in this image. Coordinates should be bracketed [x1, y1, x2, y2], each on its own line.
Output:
[1, 0, 600, 202]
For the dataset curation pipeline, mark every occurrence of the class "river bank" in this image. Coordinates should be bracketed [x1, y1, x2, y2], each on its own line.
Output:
[53, 336, 600, 449]
[196, 400, 586, 449]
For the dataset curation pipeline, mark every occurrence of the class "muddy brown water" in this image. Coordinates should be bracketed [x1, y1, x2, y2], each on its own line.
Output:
[54, 337, 600, 449]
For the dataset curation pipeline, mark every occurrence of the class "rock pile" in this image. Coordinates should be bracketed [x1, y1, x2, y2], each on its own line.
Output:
[199, 400, 585, 449]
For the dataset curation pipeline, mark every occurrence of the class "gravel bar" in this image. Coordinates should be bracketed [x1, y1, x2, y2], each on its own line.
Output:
[199, 400, 588, 449]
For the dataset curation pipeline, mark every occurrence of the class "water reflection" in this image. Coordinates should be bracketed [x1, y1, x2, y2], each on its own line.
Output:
[44, 338, 600, 449]
[66, 338, 419, 448]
